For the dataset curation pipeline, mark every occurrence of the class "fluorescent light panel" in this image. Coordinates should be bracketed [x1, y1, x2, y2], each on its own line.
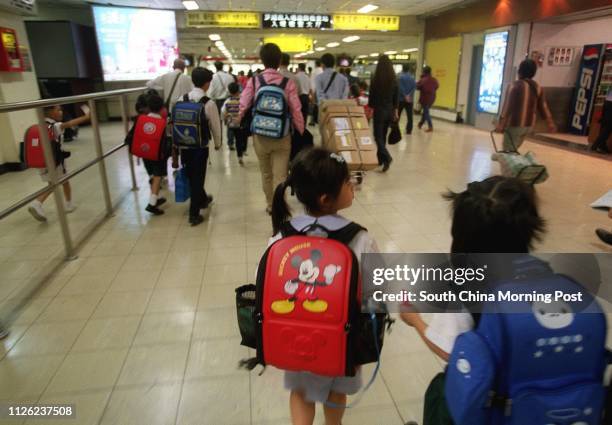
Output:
[403, 48, 419, 53]
[384, 50, 397, 54]
[182, 0, 199, 10]
[327, 42, 340, 48]
[342, 35, 360, 43]
[357, 4, 378, 13]
[209, 34, 221, 41]
[370, 53, 378, 57]
[315, 47, 326, 51]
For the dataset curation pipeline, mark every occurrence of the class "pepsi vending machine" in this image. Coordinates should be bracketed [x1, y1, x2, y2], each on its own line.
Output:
[569, 44, 606, 135]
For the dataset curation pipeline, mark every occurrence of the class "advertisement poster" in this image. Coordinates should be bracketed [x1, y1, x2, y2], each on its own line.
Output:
[477, 31, 509, 114]
[424, 36, 461, 109]
[93, 6, 178, 81]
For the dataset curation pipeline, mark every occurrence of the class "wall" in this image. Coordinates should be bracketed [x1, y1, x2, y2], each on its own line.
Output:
[456, 31, 485, 120]
[0, 10, 40, 166]
[29, 3, 93, 26]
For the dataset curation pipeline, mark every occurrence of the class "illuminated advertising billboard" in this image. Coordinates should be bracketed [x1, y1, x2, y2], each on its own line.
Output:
[477, 31, 509, 114]
[92, 6, 178, 81]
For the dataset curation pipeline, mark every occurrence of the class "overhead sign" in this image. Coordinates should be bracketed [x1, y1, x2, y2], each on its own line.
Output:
[262, 13, 332, 29]
[185, 11, 260, 28]
[332, 14, 399, 31]
[263, 35, 313, 53]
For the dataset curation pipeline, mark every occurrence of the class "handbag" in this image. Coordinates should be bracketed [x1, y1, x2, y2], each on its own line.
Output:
[290, 128, 314, 161]
[388, 121, 402, 145]
[174, 167, 190, 202]
[424, 372, 454, 425]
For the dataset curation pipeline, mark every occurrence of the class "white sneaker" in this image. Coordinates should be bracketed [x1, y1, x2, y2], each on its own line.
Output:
[28, 202, 47, 222]
[64, 203, 77, 213]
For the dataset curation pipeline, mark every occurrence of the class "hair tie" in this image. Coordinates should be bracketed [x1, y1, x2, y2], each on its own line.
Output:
[330, 153, 345, 163]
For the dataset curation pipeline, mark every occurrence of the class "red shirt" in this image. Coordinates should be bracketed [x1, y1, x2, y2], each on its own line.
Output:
[417, 75, 439, 107]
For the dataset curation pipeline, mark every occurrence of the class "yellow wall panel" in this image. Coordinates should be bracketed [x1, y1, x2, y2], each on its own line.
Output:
[424, 36, 462, 110]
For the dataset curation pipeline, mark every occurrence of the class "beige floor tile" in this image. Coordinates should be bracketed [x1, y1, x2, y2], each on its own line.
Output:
[163, 250, 208, 269]
[0, 325, 27, 360]
[131, 237, 174, 255]
[99, 382, 181, 425]
[74, 256, 124, 277]
[202, 264, 248, 286]
[193, 308, 240, 340]
[156, 267, 203, 288]
[108, 269, 161, 292]
[28, 390, 111, 425]
[170, 237, 210, 252]
[35, 274, 72, 299]
[90, 239, 137, 257]
[8, 321, 85, 357]
[91, 290, 152, 319]
[342, 404, 404, 425]
[0, 355, 64, 399]
[146, 287, 200, 314]
[120, 253, 167, 272]
[184, 337, 247, 380]
[206, 247, 247, 265]
[117, 343, 189, 386]
[133, 312, 195, 346]
[381, 353, 442, 401]
[46, 349, 128, 393]
[250, 367, 291, 424]
[11, 298, 52, 326]
[72, 317, 141, 352]
[198, 284, 235, 309]
[36, 293, 103, 323]
[176, 376, 250, 425]
[58, 273, 114, 296]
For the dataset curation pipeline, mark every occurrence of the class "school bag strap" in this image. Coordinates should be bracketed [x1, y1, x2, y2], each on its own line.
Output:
[279, 220, 366, 246]
[164, 72, 182, 109]
[324, 72, 338, 94]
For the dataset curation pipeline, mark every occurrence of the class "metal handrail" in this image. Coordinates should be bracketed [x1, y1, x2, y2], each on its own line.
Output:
[0, 87, 146, 113]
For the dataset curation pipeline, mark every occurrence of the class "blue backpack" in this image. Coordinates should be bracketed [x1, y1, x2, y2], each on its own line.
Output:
[445, 257, 610, 425]
[251, 75, 290, 139]
[171, 94, 210, 148]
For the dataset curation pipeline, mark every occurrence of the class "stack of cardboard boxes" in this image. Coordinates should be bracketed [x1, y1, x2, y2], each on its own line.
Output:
[319, 100, 378, 171]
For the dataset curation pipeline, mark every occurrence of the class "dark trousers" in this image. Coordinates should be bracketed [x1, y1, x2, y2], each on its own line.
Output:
[232, 128, 248, 158]
[593, 101, 612, 151]
[215, 98, 228, 144]
[399, 101, 414, 134]
[299, 94, 309, 125]
[373, 108, 393, 166]
[311, 103, 319, 124]
[419, 105, 433, 129]
[181, 148, 209, 219]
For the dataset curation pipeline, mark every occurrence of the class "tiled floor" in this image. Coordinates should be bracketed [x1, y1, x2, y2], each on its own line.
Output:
[0, 117, 611, 425]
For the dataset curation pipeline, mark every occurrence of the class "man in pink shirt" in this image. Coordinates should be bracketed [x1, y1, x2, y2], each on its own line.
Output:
[240, 43, 304, 214]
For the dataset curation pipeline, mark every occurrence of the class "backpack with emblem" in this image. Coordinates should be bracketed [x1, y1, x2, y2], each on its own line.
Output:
[236, 221, 391, 377]
[129, 115, 167, 160]
[251, 75, 291, 139]
[21, 124, 62, 169]
[445, 257, 610, 425]
[171, 94, 211, 148]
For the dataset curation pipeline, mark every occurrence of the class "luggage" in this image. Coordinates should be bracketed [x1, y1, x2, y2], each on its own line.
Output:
[171, 95, 211, 149]
[388, 122, 402, 145]
[490, 130, 548, 184]
[251, 75, 290, 139]
[174, 167, 190, 202]
[129, 115, 166, 161]
[237, 222, 391, 377]
[445, 256, 610, 425]
[21, 124, 62, 169]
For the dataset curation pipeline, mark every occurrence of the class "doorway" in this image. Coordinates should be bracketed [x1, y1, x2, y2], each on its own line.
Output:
[467, 44, 484, 126]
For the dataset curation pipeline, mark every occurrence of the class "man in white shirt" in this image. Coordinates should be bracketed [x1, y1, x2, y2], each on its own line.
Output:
[207, 61, 236, 147]
[295, 63, 312, 125]
[309, 59, 324, 125]
[146, 58, 193, 110]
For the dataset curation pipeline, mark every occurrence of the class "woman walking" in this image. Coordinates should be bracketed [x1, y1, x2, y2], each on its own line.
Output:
[368, 55, 399, 172]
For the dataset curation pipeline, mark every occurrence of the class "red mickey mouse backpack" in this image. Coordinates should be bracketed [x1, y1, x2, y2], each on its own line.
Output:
[236, 221, 392, 377]
[130, 115, 166, 161]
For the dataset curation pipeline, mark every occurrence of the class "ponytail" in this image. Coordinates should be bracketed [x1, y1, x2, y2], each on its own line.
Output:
[272, 180, 292, 234]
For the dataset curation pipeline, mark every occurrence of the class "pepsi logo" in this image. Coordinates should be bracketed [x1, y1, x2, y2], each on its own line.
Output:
[583, 47, 599, 61]
[143, 122, 157, 134]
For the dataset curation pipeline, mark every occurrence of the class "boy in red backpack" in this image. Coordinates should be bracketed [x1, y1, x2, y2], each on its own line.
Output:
[269, 147, 379, 425]
[126, 92, 169, 215]
[28, 104, 90, 222]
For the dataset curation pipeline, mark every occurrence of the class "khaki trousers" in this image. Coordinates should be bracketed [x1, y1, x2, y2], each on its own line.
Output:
[253, 134, 291, 208]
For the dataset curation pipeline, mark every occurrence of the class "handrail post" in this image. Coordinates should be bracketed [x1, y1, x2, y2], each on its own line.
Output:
[36, 108, 75, 260]
[120, 95, 138, 191]
[89, 99, 113, 217]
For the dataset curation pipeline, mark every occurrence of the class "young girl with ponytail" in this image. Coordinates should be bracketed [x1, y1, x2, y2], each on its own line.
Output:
[267, 147, 379, 425]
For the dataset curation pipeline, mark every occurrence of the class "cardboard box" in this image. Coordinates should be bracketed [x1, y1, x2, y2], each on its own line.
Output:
[330, 130, 356, 151]
[348, 106, 366, 116]
[338, 150, 361, 171]
[326, 116, 352, 134]
[353, 129, 375, 151]
[351, 116, 369, 131]
[359, 149, 379, 171]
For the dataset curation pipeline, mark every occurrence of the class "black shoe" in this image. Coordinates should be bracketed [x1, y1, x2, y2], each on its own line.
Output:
[155, 197, 167, 207]
[382, 159, 392, 172]
[145, 204, 164, 215]
[596, 228, 612, 245]
[189, 215, 204, 226]
[309, 122, 316, 127]
[229, 145, 236, 151]
[418, 122, 423, 130]
[201, 195, 214, 209]
[596, 147, 610, 154]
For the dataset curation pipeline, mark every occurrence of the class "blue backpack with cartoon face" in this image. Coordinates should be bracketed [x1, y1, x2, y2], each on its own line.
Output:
[171, 95, 210, 148]
[251, 75, 290, 139]
[445, 258, 610, 425]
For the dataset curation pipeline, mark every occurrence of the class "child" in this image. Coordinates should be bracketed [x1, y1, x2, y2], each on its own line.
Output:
[173, 67, 221, 226]
[269, 147, 379, 425]
[28, 104, 91, 222]
[349, 83, 373, 122]
[221, 82, 247, 165]
[126, 93, 169, 215]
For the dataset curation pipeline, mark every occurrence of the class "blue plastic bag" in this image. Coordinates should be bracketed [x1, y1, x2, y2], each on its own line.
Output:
[174, 167, 190, 203]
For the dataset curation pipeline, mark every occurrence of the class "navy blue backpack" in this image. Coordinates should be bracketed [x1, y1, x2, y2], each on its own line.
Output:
[445, 259, 610, 425]
[171, 94, 210, 149]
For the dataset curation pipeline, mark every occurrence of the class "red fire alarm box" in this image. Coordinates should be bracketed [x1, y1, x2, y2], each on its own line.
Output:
[0, 27, 24, 72]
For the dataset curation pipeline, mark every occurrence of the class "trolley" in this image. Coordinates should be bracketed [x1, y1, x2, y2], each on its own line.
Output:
[490, 130, 548, 185]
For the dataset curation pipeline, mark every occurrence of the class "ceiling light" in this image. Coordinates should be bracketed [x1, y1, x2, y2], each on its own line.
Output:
[327, 42, 340, 48]
[315, 47, 326, 52]
[215, 40, 224, 47]
[370, 53, 378, 57]
[306, 50, 315, 54]
[403, 48, 419, 53]
[357, 4, 378, 13]
[384, 50, 397, 55]
[342, 36, 360, 43]
[182, 0, 199, 10]
[209, 34, 221, 41]
[357, 55, 367, 58]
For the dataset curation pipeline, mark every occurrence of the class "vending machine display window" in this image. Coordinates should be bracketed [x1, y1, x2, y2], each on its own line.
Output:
[0, 27, 24, 72]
